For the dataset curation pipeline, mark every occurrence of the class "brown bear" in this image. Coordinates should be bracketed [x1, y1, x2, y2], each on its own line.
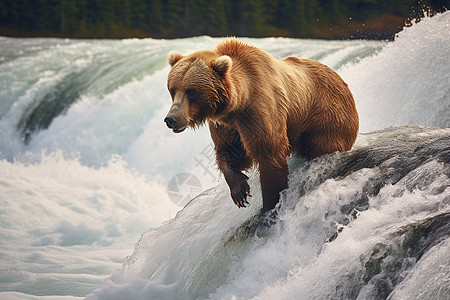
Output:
[165, 38, 358, 212]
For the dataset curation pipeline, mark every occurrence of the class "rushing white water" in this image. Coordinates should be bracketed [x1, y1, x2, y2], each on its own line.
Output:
[0, 11, 449, 300]
[86, 126, 450, 300]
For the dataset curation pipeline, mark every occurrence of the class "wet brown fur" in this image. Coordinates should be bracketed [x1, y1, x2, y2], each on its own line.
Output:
[166, 38, 359, 212]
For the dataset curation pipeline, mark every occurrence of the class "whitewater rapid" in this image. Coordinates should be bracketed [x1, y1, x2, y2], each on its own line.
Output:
[87, 126, 450, 300]
[0, 11, 449, 300]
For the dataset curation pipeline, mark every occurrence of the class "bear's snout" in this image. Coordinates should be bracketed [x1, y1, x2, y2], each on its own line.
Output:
[164, 115, 177, 129]
[164, 115, 187, 133]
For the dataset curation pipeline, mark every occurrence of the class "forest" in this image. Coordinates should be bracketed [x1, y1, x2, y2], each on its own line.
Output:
[0, 0, 447, 39]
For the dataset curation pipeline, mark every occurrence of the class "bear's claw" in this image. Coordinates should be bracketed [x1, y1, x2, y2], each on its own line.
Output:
[236, 198, 250, 208]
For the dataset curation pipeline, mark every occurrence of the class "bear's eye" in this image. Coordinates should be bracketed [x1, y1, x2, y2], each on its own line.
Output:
[186, 88, 197, 99]
[169, 88, 176, 98]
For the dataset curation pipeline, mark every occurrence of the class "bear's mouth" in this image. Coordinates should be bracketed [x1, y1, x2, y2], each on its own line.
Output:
[173, 125, 187, 133]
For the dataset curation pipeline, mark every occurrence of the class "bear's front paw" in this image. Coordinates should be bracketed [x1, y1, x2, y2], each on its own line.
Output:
[228, 171, 251, 208]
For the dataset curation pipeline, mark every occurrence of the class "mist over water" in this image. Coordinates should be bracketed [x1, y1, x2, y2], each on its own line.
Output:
[0, 11, 449, 299]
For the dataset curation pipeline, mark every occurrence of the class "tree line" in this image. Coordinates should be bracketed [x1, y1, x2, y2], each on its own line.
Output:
[0, 0, 447, 39]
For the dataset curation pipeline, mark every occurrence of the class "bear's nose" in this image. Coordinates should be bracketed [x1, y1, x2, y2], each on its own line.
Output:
[164, 115, 177, 129]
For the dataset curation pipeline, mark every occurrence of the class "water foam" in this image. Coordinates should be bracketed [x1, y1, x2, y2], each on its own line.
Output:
[0, 152, 178, 296]
[341, 11, 450, 132]
[86, 127, 450, 300]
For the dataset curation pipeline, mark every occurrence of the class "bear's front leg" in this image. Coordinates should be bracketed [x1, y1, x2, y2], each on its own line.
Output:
[209, 122, 253, 208]
[223, 166, 251, 207]
[259, 159, 288, 212]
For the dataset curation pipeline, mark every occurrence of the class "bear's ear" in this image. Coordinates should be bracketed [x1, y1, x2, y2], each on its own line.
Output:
[212, 55, 232, 77]
[168, 51, 183, 67]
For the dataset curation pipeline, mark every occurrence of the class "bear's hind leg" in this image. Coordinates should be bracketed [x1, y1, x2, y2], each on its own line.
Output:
[302, 131, 351, 159]
[259, 159, 288, 212]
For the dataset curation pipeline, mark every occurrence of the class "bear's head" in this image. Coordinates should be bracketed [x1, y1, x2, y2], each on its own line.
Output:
[164, 50, 232, 133]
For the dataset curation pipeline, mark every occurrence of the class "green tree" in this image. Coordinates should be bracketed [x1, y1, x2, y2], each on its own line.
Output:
[207, 0, 228, 36]
[288, 0, 325, 37]
[165, 0, 185, 36]
[59, 0, 78, 34]
[129, 0, 147, 31]
[0, 0, 448, 39]
[243, 0, 269, 36]
[148, 0, 164, 34]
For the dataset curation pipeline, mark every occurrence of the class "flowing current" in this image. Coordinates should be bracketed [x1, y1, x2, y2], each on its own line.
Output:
[0, 12, 449, 300]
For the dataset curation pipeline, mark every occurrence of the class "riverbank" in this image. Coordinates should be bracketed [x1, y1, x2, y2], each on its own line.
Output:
[0, 13, 433, 41]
